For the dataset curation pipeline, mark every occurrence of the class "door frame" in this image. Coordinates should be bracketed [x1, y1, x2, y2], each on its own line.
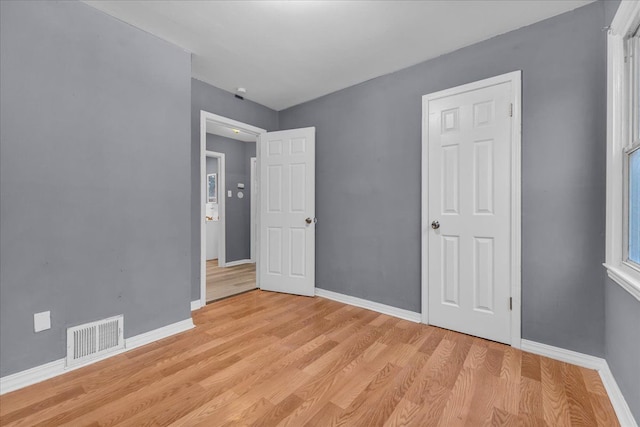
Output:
[420, 71, 522, 348]
[200, 111, 266, 307]
[250, 157, 257, 263]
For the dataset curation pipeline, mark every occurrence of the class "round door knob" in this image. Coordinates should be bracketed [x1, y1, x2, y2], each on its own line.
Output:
[431, 220, 440, 230]
[305, 217, 313, 224]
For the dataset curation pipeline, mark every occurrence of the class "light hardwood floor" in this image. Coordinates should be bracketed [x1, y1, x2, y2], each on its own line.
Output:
[207, 259, 256, 302]
[0, 290, 619, 426]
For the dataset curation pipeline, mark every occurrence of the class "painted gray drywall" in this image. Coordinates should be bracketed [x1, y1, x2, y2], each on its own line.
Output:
[603, 0, 622, 26]
[206, 134, 256, 262]
[280, 2, 608, 356]
[605, 280, 640, 421]
[191, 79, 278, 300]
[0, 1, 191, 376]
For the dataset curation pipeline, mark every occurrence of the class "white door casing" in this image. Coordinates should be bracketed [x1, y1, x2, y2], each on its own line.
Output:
[250, 157, 257, 263]
[200, 111, 266, 308]
[422, 72, 521, 346]
[259, 127, 316, 296]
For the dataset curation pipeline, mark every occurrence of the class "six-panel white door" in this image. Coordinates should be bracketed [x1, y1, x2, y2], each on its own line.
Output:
[427, 82, 513, 344]
[259, 127, 315, 296]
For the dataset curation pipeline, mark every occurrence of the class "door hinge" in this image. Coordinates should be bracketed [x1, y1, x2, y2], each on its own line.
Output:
[509, 297, 513, 311]
[509, 103, 513, 117]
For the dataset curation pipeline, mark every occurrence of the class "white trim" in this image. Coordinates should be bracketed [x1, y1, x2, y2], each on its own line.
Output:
[521, 339, 605, 370]
[191, 300, 202, 311]
[521, 340, 637, 427]
[605, 263, 640, 301]
[510, 71, 523, 348]
[0, 318, 194, 395]
[611, 1, 640, 37]
[224, 259, 254, 267]
[606, 2, 640, 300]
[250, 157, 257, 263]
[421, 70, 522, 348]
[315, 288, 421, 323]
[0, 359, 66, 396]
[124, 318, 194, 350]
[599, 363, 639, 427]
[200, 111, 266, 307]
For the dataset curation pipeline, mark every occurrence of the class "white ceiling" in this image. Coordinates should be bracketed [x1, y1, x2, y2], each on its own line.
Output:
[84, 0, 594, 111]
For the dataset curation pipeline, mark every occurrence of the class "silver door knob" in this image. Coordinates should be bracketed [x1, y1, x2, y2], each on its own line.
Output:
[305, 217, 313, 224]
[431, 220, 440, 230]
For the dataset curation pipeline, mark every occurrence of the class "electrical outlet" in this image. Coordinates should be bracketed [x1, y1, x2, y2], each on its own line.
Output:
[34, 311, 51, 332]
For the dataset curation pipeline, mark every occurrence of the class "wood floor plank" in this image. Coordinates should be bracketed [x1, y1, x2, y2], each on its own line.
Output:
[437, 366, 476, 427]
[519, 376, 543, 419]
[521, 351, 542, 382]
[589, 392, 621, 427]
[564, 362, 599, 427]
[355, 350, 429, 425]
[206, 259, 257, 302]
[252, 394, 305, 427]
[540, 356, 572, 427]
[464, 367, 505, 427]
[579, 366, 608, 396]
[0, 290, 619, 426]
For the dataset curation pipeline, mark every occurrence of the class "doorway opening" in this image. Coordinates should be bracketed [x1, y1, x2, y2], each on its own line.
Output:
[200, 112, 266, 305]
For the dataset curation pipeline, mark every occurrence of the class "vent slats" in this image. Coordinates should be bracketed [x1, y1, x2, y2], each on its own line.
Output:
[66, 316, 123, 367]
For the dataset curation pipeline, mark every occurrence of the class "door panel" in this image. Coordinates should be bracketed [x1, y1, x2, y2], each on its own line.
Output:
[259, 127, 315, 296]
[427, 82, 512, 344]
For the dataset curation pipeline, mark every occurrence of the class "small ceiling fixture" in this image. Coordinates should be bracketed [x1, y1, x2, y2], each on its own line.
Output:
[232, 129, 240, 134]
[235, 87, 247, 100]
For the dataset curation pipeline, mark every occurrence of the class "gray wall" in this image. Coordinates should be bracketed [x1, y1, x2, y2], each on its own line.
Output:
[280, 2, 608, 356]
[206, 134, 256, 262]
[191, 79, 278, 300]
[605, 279, 640, 421]
[0, 1, 192, 376]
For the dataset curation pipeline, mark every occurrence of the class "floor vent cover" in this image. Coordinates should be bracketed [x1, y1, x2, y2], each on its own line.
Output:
[66, 315, 124, 367]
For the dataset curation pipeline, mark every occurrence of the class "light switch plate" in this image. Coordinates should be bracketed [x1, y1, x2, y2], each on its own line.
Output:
[228, 190, 232, 197]
[34, 311, 51, 332]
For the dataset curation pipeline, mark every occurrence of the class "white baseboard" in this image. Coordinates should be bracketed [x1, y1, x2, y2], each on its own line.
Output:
[598, 363, 638, 427]
[0, 318, 194, 395]
[315, 288, 421, 323]
[521, 339, 637, 427]
[124, 318, 194, 351]
[224, 259, 253, 267]
[521, 339, 606, 370]
[191, 300, 202, 311]
[0, 359, 66, 396]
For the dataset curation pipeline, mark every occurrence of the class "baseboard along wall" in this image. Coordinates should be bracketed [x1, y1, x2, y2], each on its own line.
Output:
[0, 318, 194, 395]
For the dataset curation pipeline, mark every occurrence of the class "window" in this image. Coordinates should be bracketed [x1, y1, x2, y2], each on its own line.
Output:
[606, 2, 640, 301]
[626, 34, 640, 267]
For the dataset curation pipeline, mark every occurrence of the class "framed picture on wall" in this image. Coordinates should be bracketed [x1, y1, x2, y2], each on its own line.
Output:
[207, 173, 217, 203]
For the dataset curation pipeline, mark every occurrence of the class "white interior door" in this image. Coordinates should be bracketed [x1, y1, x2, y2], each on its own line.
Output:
[259, 127, 315, 296]
[427, 81, 513, 344]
